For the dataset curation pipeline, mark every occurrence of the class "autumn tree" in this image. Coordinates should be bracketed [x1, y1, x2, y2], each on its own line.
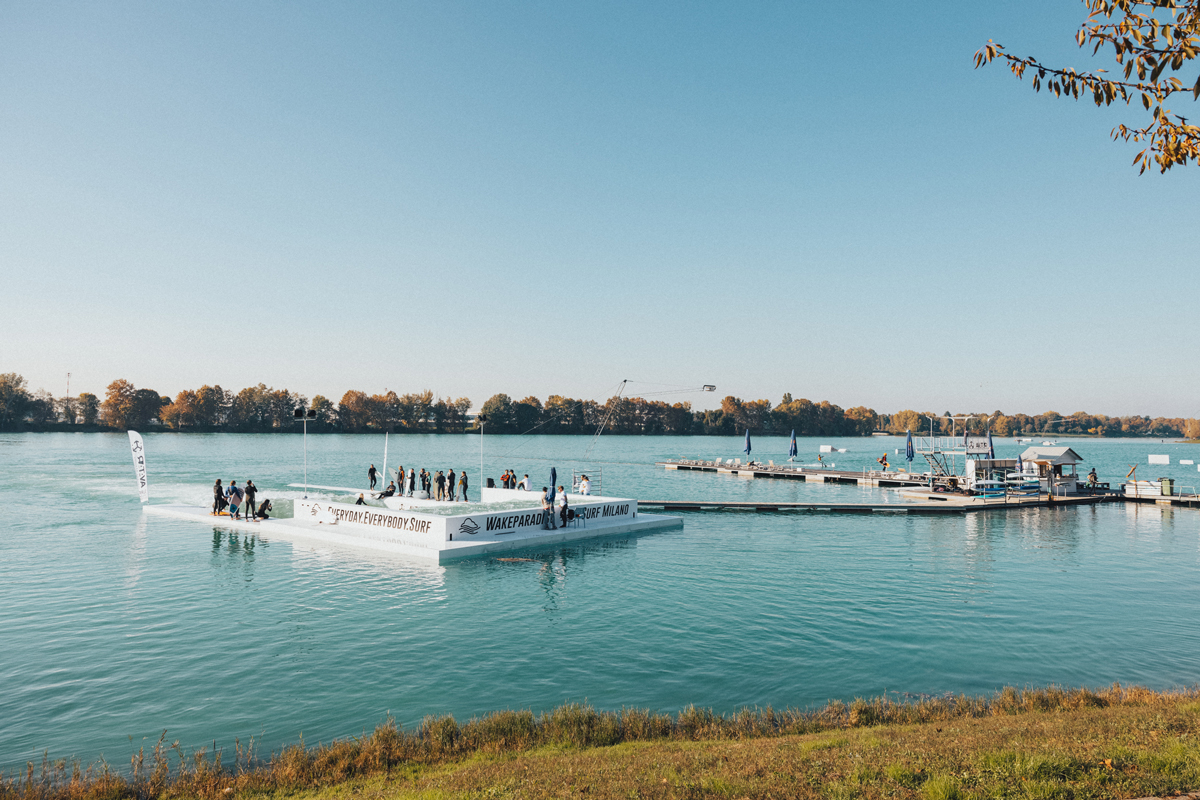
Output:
[976, 0, 1200, 172]
[0, 373, 31, 430]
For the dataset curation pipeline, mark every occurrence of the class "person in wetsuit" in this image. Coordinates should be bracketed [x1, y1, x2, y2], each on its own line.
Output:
[355, 493, 367, 505]
[255, 499, 272, 519]
[244, 480, 258, 522]
[368, 464, 377, 489]
[213, 479, 225, 515]
[459, 471, 468, 502]
[377, 481, 396, 499]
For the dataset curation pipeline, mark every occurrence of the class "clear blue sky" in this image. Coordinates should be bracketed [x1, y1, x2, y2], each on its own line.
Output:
[2, 2, 1196, 416]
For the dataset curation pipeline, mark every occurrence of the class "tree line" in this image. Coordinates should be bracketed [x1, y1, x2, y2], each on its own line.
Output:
[1, 372, 1196, 438]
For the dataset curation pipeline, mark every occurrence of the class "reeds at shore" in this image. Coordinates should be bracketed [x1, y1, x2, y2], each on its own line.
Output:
[4, 684, 1197, 800]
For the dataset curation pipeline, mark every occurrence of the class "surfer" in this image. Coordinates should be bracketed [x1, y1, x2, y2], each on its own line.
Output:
[377, 481, 396, 499]
[255, 499, 272, 519]
[368, 464, 377, 490]
[355, 493, 367, 505]
[877, 453, 889, 472]
[227, 481, 244, 520]
[459, 470, 468, 502]
[244, 480, 258, 522]
[447, 469, 456, 501]
[212, 479, 225, 515]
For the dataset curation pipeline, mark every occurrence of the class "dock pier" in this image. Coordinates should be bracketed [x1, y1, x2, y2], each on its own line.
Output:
[657, 458, 931, 488]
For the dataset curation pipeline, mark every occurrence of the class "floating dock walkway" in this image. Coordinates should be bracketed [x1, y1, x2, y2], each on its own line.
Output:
[638, 495, 1113, 514]
[657, 458, 930, 487]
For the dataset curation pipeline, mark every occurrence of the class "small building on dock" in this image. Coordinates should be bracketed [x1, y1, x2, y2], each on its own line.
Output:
[1019, 446, 1084, 496]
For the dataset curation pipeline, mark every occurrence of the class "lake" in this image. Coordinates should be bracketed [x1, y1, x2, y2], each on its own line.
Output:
[2, 432, 1198, 771]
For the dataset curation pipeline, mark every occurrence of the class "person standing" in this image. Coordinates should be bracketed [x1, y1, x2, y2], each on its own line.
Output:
[434, 470, 445, 501]
[579, 475, 591, 495]
[212, 479, 225, 515]
[396, 465, 405, 493]
[227, 481, 243, 520]
[407, 468, 416, 496]
[557, 485, 568, 528]
[459, 470, 469, 502]
[244, 480, 258, 522]
[447, 469, 456, 501]
[540, 487, 553, 529]
[368, 464, 377, 489]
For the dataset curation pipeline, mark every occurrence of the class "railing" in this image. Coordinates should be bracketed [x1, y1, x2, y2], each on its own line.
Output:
[915, 437, 971, 453]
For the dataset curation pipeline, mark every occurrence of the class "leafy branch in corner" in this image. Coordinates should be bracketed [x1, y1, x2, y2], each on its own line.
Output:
[975, 0, 1200, 173]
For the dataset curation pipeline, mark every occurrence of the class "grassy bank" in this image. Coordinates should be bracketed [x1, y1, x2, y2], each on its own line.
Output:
[6, 685, 1200, 800]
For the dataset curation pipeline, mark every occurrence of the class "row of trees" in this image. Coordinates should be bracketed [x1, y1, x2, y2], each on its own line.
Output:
[2, 372, 1197, 438]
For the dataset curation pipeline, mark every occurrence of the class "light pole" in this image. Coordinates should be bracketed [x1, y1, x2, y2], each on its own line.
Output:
[294, 406, 317, 498]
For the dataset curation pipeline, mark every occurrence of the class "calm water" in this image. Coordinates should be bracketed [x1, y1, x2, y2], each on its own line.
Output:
[2, 432, 1199, 770]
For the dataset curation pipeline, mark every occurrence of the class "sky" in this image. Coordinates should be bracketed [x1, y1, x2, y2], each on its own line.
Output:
[1, 2, 1197, 417]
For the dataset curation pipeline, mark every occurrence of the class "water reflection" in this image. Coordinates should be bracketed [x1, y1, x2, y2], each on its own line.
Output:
[210, 528, 264, 584]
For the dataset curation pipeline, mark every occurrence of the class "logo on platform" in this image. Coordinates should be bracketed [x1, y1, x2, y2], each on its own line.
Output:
[310, 504, 322, 517]
[458, 517, 480, 535]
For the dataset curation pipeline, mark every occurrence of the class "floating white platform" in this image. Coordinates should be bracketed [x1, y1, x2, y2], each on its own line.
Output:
[143, 489, 682, 564]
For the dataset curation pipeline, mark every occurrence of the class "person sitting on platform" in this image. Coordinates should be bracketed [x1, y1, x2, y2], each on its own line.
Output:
[377, 481, 396, 499]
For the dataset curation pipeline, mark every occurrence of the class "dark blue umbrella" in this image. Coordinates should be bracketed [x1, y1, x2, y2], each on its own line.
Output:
[744, 430, 751, 458]
[905, 430, 914, 465]
[788, 429, 797, 460]
[547, 468, 556, 504]
[986, 430, 995, 459]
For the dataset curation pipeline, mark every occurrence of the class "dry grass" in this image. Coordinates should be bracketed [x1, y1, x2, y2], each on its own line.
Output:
[4, 685, 1200, 800]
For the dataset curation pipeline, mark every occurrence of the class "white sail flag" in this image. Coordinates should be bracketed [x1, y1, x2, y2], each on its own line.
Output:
[128, 430, 149, 503]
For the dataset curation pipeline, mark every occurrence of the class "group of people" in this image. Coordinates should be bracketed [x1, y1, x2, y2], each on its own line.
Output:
[539, 485, 571, 530]
[212, 479, 272, 521]
[499, 470, 531, 491]
[498, 470, 591, 496]
[370, 464, 469, 502]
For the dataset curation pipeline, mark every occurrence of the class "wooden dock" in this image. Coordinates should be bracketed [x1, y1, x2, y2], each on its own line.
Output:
[637, 495, 1113, 514]
[657, 458, 931, 487]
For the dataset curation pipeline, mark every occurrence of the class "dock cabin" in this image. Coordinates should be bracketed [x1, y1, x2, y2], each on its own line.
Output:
[1019, 446, 1084, 496]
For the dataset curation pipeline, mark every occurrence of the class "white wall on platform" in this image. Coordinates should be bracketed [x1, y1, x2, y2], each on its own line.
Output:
[295, 499, 448, 548]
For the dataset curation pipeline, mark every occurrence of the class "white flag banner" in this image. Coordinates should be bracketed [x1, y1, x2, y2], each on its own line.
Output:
[128, 430, 149, 503]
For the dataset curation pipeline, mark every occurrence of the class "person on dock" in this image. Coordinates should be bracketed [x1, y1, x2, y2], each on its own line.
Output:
[368, 465, 377, 490]
[447, 469, 456, 501]
[227, 481, 243, 520]
[407, 468, 416, 496]
[579, 475, 591, 495]
[501, 469, 511, 489]
[212, 479, 225, 515]
[255, 499, 272, 520]
[1087, 468, 1098, 488]
[540, 488, 555, 529]
[877, 453, 889, 472]
[521, 474, 531, 491]
[396, 465, 405, 492]
[557, 485, 568, 527]
[355, 493, 366, 505]
[459, 470, 469, 502]
[378, 481, 396, 499]
[435, 470, 446, 500]
[244, 480, 258, 522]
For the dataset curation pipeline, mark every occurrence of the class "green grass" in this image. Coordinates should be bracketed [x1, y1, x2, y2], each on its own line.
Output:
[5, 684, 1200, 800]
